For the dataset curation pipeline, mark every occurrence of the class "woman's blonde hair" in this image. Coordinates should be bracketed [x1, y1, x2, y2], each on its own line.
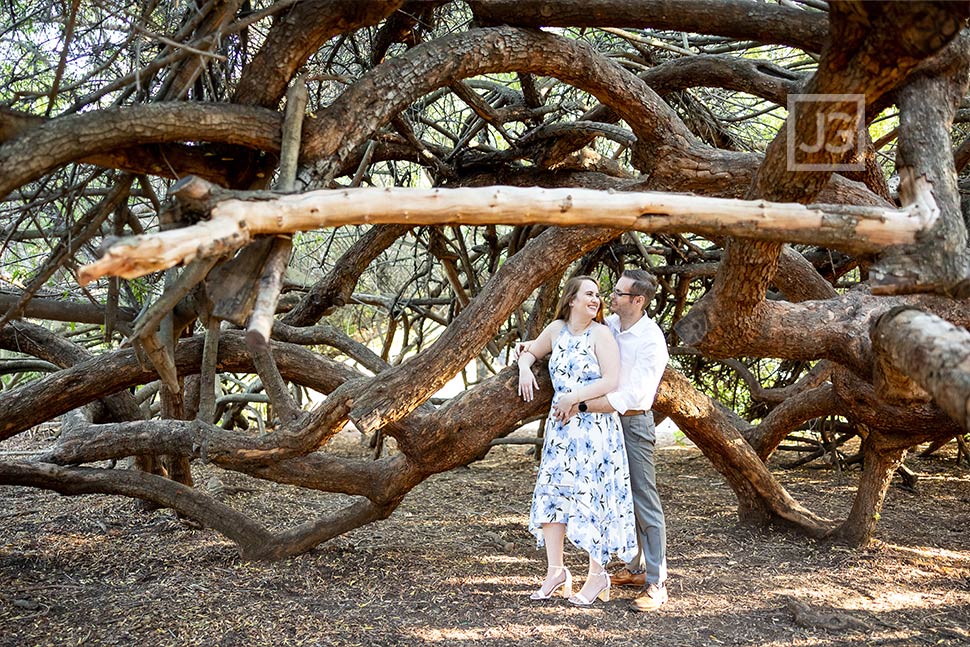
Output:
[554, 275, 605, 323]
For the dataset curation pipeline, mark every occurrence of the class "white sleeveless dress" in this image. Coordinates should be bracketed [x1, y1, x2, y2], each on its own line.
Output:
[528, 324, 638, 566]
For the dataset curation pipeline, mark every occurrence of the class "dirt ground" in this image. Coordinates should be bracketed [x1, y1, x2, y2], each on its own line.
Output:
[1, 427, 968, 647]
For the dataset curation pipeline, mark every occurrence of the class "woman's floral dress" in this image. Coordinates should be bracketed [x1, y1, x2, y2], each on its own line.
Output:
[528, 324, 638, 567]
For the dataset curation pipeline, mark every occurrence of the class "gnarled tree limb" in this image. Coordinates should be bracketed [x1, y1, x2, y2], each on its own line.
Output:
[871, 307, 970, 432]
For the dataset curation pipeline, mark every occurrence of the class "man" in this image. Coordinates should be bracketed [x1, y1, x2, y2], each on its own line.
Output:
[553, 269, 669, 612]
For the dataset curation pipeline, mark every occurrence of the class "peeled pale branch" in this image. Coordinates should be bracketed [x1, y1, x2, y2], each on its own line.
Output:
[77, 176, 939, 285]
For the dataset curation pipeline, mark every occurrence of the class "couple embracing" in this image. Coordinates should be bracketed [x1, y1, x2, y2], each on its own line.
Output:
[517, 270, 669, 612]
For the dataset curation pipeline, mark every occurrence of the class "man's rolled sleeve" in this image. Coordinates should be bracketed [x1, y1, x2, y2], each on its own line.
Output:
[606, 390, 635, 415]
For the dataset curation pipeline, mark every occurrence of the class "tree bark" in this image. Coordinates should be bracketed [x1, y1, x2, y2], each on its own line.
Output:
[829, 433, 906, 547]
[468, 0, 828, 53]
[232, 0, 405, 108]
[748, 382, 839, 461]
[871, 34, 970, 295]
[871, 307, 970, 432]
[653, 367, 832, 536]
[78, 182, 936, 284]
[0, 103, 282, 201]
[673, 1, 969, 356]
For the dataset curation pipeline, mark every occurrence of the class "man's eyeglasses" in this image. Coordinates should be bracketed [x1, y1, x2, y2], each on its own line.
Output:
[611, 289, 640, 298]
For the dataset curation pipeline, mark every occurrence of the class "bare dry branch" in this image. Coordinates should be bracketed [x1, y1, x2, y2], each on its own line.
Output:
[78, 182, 938, 284]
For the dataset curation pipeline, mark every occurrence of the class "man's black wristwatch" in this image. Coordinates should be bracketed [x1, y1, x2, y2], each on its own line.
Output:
[578, 401, 588, 413]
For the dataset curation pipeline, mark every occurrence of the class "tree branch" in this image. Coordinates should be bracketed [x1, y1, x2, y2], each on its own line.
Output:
[871, 307, 970, 432]
[0, 461, 275, 556]
[468, 0, 828, 53]
[747, 382, 839, 460]
[0, 103, 282, 201]
[78, 182, 938, 284]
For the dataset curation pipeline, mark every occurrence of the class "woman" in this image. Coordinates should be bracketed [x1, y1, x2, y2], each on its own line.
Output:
[517, 275, 637, 606]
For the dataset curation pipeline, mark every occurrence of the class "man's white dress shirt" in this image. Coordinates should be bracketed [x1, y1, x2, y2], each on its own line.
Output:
[604, 313, 668, 414]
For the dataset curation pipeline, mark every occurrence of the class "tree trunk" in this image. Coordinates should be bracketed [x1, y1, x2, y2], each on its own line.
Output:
[829, 432, 906, 547]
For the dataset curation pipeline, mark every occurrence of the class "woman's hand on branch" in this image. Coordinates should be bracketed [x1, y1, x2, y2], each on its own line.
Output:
[518, 364, 539, 401]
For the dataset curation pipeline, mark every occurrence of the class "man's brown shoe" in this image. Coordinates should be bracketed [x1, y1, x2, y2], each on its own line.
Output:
[610, 568, 646, 588]
[630, 583, 668, 612]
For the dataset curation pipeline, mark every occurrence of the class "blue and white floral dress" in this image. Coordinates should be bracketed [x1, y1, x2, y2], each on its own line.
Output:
[528, 324, 638, 567]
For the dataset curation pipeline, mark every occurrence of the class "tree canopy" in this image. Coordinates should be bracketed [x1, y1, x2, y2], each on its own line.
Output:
[2, 0, 970, 559]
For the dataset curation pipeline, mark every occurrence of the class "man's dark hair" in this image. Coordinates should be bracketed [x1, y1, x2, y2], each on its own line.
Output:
[621, 269, 659, 302]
